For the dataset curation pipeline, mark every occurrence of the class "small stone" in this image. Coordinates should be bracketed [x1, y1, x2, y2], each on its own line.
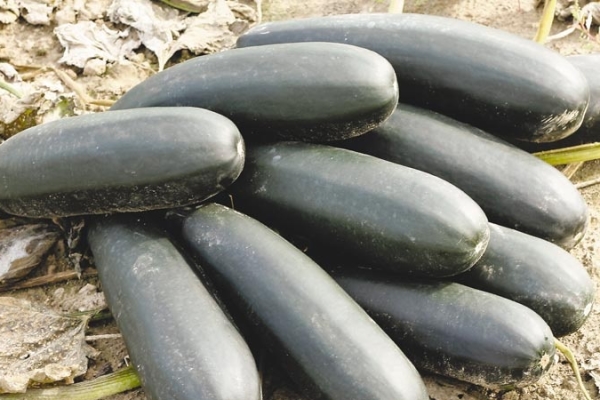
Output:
[54, 7, 77, 25]
[501, 390, 521, 400]
[83, 58, 107, 76]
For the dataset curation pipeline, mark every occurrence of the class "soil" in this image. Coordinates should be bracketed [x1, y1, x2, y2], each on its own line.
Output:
[2, 0, 600, 399]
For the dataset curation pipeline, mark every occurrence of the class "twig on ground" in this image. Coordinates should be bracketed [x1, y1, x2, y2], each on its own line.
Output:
[50, 67, 115, 108]
[562, 161, 585, 180]
[0, 269, 97, 292]
[575, 176, 600, 189]
[85, 333, 122, 342]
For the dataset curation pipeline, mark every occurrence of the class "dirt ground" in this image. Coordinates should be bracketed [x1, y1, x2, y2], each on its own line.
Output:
[2, 0, 600, 399]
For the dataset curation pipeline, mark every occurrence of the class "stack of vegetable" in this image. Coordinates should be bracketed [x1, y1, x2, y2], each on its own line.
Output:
[1, 12, 597, 400]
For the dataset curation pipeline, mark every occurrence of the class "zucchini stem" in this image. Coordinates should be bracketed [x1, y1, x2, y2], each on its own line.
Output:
[534, 0, 557, 43]
[533, 142, 600, 165]
[388, 0, 404, 13]
[0, 366, 141, 400]
[554, 339, 593, 400]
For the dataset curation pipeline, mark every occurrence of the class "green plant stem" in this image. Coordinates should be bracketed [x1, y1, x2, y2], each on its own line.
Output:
[534, 0, 557, 43]
[0, 366, 141, 400]
[533, 142, 600, 165]
[0, 80, 22, 98]
[554, 339, 592, 400]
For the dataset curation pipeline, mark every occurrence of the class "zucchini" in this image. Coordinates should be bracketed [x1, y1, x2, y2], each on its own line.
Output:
[338, 104, 588, 248]
[237, 13, 590, 143]
[87, 216, 261, 400]
[229, 141, 490, 277]
[569, 54, 600, 136]
[456, 223, 595, 337]
[111, 42, 399, 142]
[516, 54, 600, 152]
[180, 203, 429, 400]
[0, 107, 244, 218]
[331, 269, 557, 388]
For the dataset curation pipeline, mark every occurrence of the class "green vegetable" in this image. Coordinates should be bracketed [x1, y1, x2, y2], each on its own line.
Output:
[237, 13, 590, 143]
[0, 107, 244, 217]
[111, 42, 399, 142]
[338, 104, 589, 248]
[229, 141, 490, 277]
[515, 54, 600, 153]
[332, 269, 557, 388]
[181, 203, 429, 400]
[456, 223, 595, 337]
[88, 215, 260, 400]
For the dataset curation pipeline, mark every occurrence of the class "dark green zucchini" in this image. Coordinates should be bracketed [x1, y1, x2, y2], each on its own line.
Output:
[181, 203, 429, 400]
[568, 54, 600, 136]
[229, 141, 490, 277]
[87, 216, 260, 400]
[515, 54, 600, 152]
[111, 42, 398, 142]
[0, 107, 244, 218]
[338, 104, 589, 249]
[455, 223, 595, 337]
[331, 269, 557, 388]
[237, 13, 589, 143]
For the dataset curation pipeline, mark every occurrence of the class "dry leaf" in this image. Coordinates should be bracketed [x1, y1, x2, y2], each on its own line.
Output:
[0, 0, 55, 25]
[108, 0, 186, 70]
[0, 224, 60, 283]
[0, 297, 92, 393]
[0, 0, 21, 24]
[168, 0, 239, 59]
[55, 0, 259, 71]
[55, 21, 142, 69]
[19, 0, 55, 25]
[51, 283, 107, 314]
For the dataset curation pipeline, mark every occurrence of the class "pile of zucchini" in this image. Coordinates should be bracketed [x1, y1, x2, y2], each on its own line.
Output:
[1, 13, 597, 400]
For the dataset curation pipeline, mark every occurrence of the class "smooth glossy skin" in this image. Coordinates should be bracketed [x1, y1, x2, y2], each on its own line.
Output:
[457, 223, 595, 337]
[181, 203, 430, 400]
[237, 13, 590, 143]
[230, 141, 490, 277]
[339, 104, 589, 249]
[0, 107, 244, 217]
[88, 217, 261, 400]
[332, 269, 557, 388]
[111, 42, 399, 142]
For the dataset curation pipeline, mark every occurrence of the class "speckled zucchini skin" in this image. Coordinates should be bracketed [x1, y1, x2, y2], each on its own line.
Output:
[111, 42, 399, 142]
[515, 54, 600, 151]
[0, 107, 244, 217]
[181, 203, 430, 400]
[456, 223, 595, 337]
[339, 104, 589, 249]
[88, 216, 261, 400]
[332, 269, 557, 388]
[229, 141, 490, 277]
[237, 13, 590, 143]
